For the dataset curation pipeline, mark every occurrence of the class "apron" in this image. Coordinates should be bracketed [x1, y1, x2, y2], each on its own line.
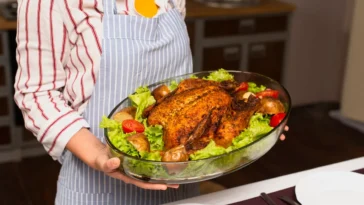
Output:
[55, 0, 199, 204]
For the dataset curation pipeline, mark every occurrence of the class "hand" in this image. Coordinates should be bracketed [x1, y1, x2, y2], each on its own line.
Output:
[279, 126, 289, 141]
[67, 128, 178, 191]
[94, 146, 179, 190]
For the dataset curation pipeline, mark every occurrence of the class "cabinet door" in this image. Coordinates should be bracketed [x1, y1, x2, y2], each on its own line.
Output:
[0, 65, 5, 86]
[0, 126, 11, 145]
[248, 41, 285, 82]
[202, 45, 241, 71]
[186, 20, 195, 56]
[204, 15, 288, 38]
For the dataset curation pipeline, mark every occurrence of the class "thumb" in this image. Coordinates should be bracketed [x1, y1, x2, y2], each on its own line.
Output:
[95, 154, 120, 173]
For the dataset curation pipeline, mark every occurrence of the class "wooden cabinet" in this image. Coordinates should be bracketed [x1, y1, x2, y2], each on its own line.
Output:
[186, 20, 195, 56]
[248, 41, 285, 82]
[203, 45, 241, 71]
[186, 12, 292, 83]
[204, 15, 288, 37]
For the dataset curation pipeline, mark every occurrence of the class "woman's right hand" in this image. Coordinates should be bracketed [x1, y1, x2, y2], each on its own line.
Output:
[67, 128, 179, 190]
[94, 146, 179, 190]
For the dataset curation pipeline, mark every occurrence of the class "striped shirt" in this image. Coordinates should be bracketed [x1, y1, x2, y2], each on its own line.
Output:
[14, 0, 186, 160]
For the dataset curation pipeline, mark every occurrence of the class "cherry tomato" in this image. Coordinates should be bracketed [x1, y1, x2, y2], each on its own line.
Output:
[236, 82, 249, 92]
[270, 113, 286, 127]
[256, 89, 279, 98]
[122, 119, 145, 133]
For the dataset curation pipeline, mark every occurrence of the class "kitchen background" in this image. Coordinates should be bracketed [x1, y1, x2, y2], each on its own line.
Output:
[0, 0, 364, 204]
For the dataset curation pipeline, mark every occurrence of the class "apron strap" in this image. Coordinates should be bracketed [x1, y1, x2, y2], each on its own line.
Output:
[103, 0, 176, 15]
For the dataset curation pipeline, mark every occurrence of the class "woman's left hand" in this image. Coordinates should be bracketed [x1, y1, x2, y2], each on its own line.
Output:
[279, 126, 289, 141]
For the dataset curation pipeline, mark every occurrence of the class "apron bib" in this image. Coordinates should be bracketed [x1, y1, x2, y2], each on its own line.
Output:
[55, 1, 199, 204]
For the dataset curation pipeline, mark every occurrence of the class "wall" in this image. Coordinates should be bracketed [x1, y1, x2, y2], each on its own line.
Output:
[340, 0, 364, 122]
[282, 0, 354, 106]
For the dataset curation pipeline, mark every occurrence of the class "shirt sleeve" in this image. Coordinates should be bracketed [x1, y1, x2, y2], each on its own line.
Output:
[14, 0, 89, 160]
[178, 0, 186, 18]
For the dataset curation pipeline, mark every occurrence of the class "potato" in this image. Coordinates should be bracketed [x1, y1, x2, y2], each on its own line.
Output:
[119, 106, 137, 119]
[152, 85, 170, 102]
[258, 97, 285, 115]
[161, 145, 189, 162]
[127, 133, 150, 152]
[113, 111, 133, 123]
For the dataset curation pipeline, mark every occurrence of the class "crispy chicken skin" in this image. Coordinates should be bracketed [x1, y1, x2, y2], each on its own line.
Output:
[215, 96, 261, 148]
[163, 86, 231, 150]
[146, 78, 283, 161]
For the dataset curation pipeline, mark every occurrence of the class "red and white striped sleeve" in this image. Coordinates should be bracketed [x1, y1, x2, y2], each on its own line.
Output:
[14, 0, 92, 160]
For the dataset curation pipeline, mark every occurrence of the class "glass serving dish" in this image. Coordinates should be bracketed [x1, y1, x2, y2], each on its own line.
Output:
[105, 71, 291, 184]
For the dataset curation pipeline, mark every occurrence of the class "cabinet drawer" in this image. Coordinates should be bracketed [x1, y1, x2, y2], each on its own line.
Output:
[0, 65, 5, 86]
[248, 41, 285, 82]
[0, 97, 8, 116]
[23, 128, 35, 142]
[203, 45, 241, 71]
[186, 21, 195, 56]
[0, 33, 3, 55]
[0, 126, 11, 145]
[205, 15, 288, 38]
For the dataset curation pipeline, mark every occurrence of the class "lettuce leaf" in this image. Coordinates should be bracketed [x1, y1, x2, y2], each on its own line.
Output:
[140, 151, 162, 161]
[190, 140, 226, 160]
[128, 86, 156, 122]
[189, 113, 272, 160]
[168, 80, 179, 91]
[100, 116, 139, 157]
[144, 125, 164, 151]
[231, 113, 273, 149]
[247, 82, 266, 93]
[203, 68, 234, 82]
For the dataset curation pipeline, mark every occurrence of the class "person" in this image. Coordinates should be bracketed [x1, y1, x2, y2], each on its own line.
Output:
[14, 0, 288, 204]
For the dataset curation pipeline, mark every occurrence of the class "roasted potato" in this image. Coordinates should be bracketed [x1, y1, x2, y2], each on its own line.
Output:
[152, 85, 170, 102]
[119, 106, 137, 118]
[113, 111, 133, 123]
[127, 133, 150, 152]
[161, 145, 189, 162]
[258, 97, 285, 115]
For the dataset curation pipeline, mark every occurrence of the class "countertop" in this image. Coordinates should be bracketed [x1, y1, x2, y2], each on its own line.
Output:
[165, 156, 364, 205]
[0, 0, 295, 30]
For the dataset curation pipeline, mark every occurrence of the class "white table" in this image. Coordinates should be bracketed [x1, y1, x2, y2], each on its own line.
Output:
[164, 156, 364, 205]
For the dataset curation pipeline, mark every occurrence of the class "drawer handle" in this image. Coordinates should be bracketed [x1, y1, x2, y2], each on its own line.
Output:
[239, 19, 255, 34]
[223, 47, 240, 61]
[250, 44, 266, 58]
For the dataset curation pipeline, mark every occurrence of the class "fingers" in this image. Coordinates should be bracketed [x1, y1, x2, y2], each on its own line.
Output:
[104, 158, 120, 173]
[167, 184, 179, 189]
[279, 134, 286, 141]
[284, 126, 289, 131]
[108, 171, 177, 190]
[95, 153, 120, 173]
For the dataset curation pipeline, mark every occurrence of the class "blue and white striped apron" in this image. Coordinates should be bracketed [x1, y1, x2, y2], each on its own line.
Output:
[55, 0, 199, 204]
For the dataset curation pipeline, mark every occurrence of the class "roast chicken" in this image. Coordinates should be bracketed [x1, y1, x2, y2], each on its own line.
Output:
[142, 78, 285, 162]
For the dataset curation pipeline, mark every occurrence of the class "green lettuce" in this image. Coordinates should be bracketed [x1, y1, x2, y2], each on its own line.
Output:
[189, 113, 272, 160]
[100, 116, 139, 157]
[247, 82, 266, 93]
[203, 68, 234, 82]
[144, 125, 164, 151]
[128, 86, 156, 122]
[231, 113, 273, 150]
[168, 80, 179, 91]
[140, 151, 162, 161]
[190, 140, 226, 160]
[190, 74, 198, 79]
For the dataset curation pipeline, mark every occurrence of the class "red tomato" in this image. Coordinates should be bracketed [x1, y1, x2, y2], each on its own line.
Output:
[270, 113, 286, 127]
[256, 89, 279, 98]
[122, 119, 145, 133]
[236, 82, 249, 92]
